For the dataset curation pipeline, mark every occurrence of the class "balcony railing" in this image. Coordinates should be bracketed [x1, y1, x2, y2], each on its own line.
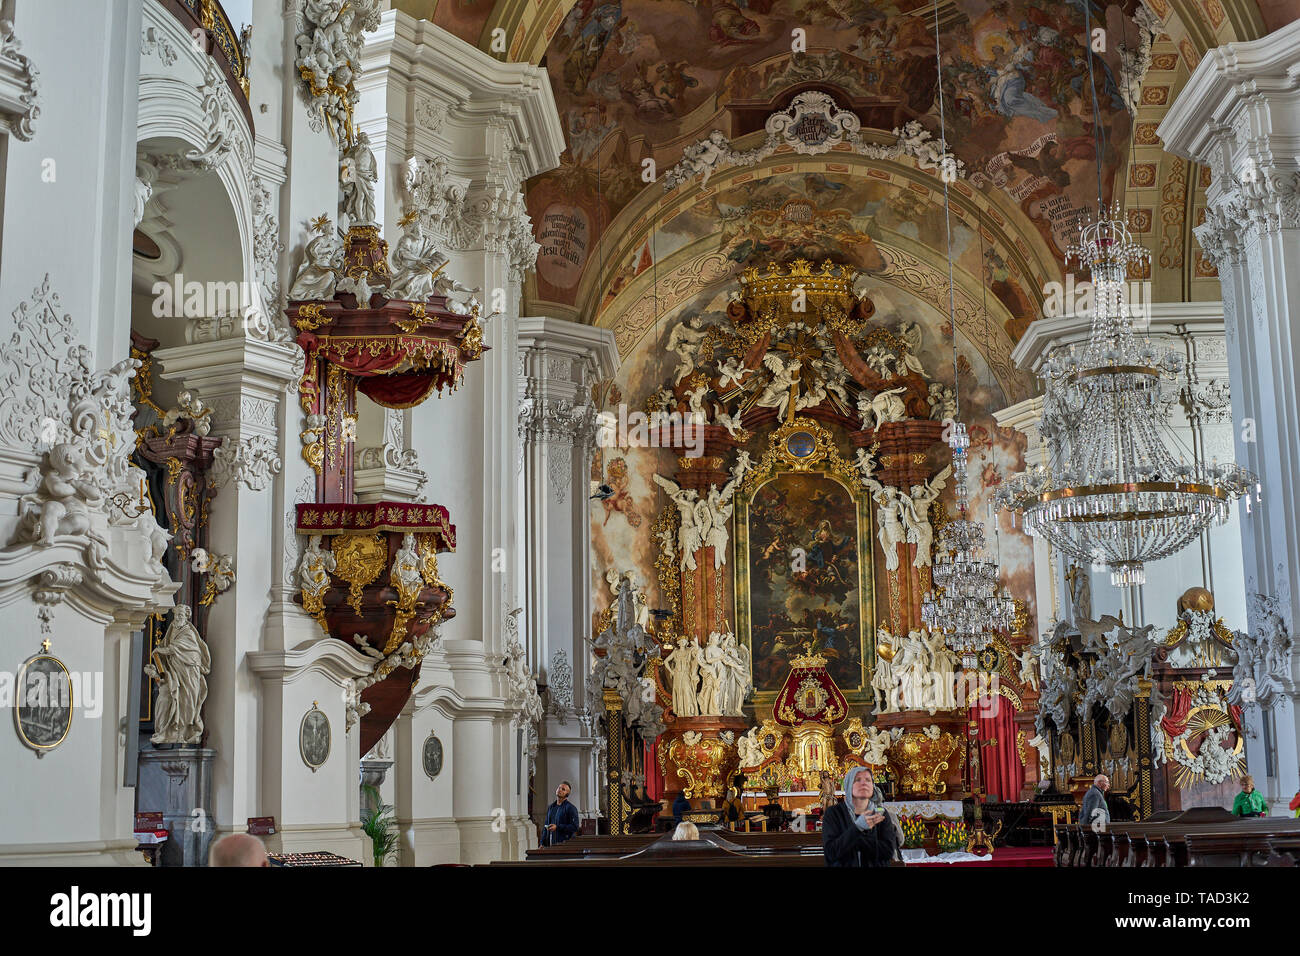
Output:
[160, 0, 252, 127]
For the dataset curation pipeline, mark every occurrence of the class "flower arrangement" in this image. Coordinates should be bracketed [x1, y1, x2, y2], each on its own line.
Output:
[899, 815, 927, 849]
[936, 820, 968, 853]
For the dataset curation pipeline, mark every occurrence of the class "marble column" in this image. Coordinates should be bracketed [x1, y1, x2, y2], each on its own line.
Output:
[517, 316, 618, 822]
[1159, 20, 1300, 813]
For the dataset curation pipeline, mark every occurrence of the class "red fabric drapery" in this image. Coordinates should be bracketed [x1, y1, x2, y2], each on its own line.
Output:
[357, 372, 440, 408]
[645, 740, 662, 802]
[297, 331, 464, 414]
[1161, 686, 1194, 739]
[971, 692, 1024, 802]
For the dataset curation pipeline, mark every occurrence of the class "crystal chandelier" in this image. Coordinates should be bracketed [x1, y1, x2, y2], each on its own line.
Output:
[993, 205, 1259, 587]
[923, 422, 1017, 668]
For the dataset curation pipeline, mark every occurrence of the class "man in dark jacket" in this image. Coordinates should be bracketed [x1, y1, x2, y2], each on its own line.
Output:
[822, 766, 898, 867]
[541, 781, 580, 847]
[1080, 774, 1110, 830]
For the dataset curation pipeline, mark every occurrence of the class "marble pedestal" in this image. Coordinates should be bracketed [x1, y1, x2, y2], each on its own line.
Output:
[360, 758, 394, 814]
[138, 747, 216, 867]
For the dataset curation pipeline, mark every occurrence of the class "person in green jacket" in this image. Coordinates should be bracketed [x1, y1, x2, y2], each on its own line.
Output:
[1232, 775, 1268, 817]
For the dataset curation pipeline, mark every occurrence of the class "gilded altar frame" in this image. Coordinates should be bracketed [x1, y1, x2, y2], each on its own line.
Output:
[731, 417, 876, 712]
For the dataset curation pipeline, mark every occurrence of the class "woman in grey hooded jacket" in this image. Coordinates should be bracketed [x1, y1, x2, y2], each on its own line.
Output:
[821, 766, 898, 867]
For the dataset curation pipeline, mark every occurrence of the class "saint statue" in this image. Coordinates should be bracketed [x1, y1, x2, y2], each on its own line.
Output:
[144, 605, 211, 746]
[339, 131, 378, 229]
[388, 213, 449, 301]
[666, 637, 700, 718]
[288, 216, 343, 300]
[697, 632, 724, 715]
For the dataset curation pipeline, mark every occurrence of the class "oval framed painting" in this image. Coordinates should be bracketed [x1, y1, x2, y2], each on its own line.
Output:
[299, 703, 331, 772]
[422, 732, 443, 779]
[785, 430, 816, 459]
[15, 653, 73, 757]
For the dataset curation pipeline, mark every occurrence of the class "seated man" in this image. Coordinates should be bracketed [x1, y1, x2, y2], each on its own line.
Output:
[759, 787, 787, 830]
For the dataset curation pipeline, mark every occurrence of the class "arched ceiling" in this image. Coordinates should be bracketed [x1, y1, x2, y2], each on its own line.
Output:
[393, 0, 1300, 328]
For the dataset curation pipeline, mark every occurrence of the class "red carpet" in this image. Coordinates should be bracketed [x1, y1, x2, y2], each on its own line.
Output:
[908, 847, 1055, 867]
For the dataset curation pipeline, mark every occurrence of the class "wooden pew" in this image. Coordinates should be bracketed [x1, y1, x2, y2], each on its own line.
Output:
[1053, 807, 1300, 868]
[504, 828, 829, 867]
[1265, 834, 1300, 866]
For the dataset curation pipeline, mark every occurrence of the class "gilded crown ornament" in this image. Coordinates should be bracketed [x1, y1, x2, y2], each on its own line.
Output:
[733, 258, 868, 344]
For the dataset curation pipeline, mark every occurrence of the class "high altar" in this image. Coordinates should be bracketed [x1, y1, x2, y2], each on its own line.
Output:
[594, 259, 1043, 828]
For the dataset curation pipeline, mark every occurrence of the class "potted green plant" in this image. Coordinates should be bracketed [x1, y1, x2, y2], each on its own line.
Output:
[360, 784, 399, 867]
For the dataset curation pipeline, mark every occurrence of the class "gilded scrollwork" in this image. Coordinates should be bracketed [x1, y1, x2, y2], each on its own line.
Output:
[331, 531, 385, 614]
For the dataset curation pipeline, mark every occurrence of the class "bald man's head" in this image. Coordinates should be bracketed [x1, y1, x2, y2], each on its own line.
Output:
[1094, 774, 1110, 792]
[208, 833, 269, 867]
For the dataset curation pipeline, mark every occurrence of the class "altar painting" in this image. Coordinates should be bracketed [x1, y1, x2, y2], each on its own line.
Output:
[734, 471, 873, 699]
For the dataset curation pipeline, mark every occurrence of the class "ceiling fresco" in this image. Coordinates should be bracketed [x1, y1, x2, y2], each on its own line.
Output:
[523, 0, 1150, 311]
[392, 0, 1300, 325]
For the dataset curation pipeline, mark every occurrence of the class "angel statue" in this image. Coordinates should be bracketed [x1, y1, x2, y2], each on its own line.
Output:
[652, 473, 704, 571]
[894, 321, 927, 375]
[862, 727, 892, 766]
[702, 483, 736, 569]
[864, 481, 907, 572]
[287, 215, 344, 300]
[729, 449, 755, 488]
[737, 727, 764, 768]
[853, 446, 879, 482]
[899, 465, 951, 569]
[1013, 644, 1041, 692]
[714, 405, 747, 439]
[684, 384, 710, 416]
[857, 386, 908, 431]
[666, 315, 710, 384]
[755, 353, 804, 421]
[716, 356, 747, 389]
